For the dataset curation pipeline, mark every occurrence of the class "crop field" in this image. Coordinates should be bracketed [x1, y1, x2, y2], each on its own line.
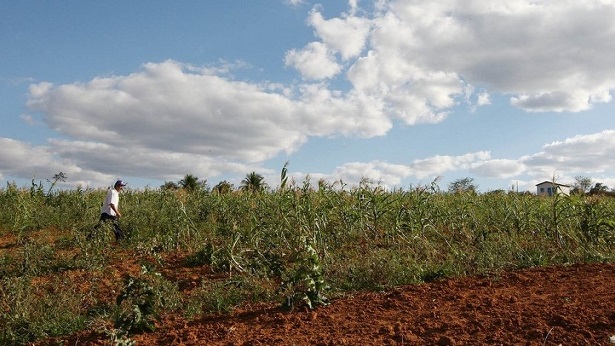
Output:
[1, 179, 614, 345]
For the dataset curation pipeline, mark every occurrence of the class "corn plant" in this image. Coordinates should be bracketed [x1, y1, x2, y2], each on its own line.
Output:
[0, 175, 614, 344]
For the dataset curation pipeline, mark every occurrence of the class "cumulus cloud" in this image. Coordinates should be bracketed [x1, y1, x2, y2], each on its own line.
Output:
[28, 61, 310, 163]
[311, 125, 615, 188]
[319, 128, 615, 189]
[22, 60, 396, 186]
[470, 159, 525, 178]
[510, 91, 596, 113]
[297, 84, 391, 137]
[19, 113, 41, 126]
[284, 42, 342, 80]
[307, 9, 372, 60]
[47, 138, 255, 182]
[0, 137, 109, 186]
[521, 129, 615, 174]
[408, 151, 491, 179]
[287, 0, 615, 118]
[330, 161, 412, 187]
[476, 92, 491, 107]
[0, 136, 261, 187]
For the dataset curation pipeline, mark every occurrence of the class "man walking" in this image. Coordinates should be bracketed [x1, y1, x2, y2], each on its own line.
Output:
[96, 179, 127, 240]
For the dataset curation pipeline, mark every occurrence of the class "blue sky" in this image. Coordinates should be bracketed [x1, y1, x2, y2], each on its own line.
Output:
[2, 0, 615, 192]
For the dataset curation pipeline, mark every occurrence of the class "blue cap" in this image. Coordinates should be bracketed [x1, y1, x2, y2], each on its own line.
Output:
[115, 180, 127, 187]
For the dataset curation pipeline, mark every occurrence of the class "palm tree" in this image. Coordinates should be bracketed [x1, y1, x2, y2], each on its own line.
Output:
[240, 172, 268, 193]
[179, 174, 206, 192]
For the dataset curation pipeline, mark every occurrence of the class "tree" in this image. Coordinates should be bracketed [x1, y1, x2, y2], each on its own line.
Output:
[212, 180, 234, 194]
[572, 175, 592, 194]
[179, 174, 207, 193]
[448, 177, 478, 194]
[589, 182, 609, 195]
[240, 172, 268, 193]
[161, 181, 179, 191]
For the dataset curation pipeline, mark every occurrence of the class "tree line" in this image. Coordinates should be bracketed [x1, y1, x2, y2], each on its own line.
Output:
[161, 172, 268, 194]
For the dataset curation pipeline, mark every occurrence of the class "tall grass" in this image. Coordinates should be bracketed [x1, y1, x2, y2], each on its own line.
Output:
[0, 179, 613, 344]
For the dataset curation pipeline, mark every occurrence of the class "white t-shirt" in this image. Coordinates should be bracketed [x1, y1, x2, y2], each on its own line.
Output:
[101, 188, 120, 216]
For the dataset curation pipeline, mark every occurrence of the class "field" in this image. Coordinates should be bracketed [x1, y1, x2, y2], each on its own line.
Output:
[1, 179, 614, 345]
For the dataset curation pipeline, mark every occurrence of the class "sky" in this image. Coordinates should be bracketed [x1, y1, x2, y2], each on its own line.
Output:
[1, 0, 615, 193]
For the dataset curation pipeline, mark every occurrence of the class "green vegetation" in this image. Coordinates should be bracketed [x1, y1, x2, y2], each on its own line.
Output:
[0, 175, 614, 344]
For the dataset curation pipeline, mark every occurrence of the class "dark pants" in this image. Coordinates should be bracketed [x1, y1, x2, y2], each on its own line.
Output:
[96, 213, 125, 240]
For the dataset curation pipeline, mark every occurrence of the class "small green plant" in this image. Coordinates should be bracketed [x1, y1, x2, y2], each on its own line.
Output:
[280, 236, 329, 310]
[106, 328, 136, 346]
[185, 242, 228, 271]
[185, 276, 274, 316]
[114, 265, 180, 334]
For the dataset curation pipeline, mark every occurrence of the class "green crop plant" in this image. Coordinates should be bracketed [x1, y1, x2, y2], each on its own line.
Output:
[0, 276, 87, 345]
[574, 195, 615, 244]
[279, 236, 329, 310]
[0, 173, 614, 344]
[114, 265, 180, 334]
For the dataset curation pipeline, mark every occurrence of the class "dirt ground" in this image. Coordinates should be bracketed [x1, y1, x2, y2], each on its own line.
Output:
[37, 258, 614, 346]
[3, 229, 611, 345]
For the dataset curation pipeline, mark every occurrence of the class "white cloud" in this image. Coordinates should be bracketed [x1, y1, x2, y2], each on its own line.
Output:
[22, 60, 397, 186]
[382, 0, 615, 112]
[308, 8, 372, 60]
[331, 161, 412, 187]
[476, 92, 491, 106]
[521, 129, 615, 173]
[470, 159, 525, 178]
[409, 151, 491, 179]
[347, 52, 462, 124]
[510, 91, 594, 112]
[19, 113, 41, 126]
[284, 0, 305, 7]
[28, 61, 308, 163]
[297, 84, 391, 137]
[298, 126, 615, 189]
[0, 137, 109, 186]
[47, 138, 254, 182]
[292, 0, 615, 120]
[284, 42, 342, 80]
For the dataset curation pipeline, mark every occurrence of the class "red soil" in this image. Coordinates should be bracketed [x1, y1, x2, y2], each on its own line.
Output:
[41, 260, 615, 345]
[6, 230, 612, 345]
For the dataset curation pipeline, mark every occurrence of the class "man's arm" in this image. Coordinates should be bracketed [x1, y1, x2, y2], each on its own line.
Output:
[109, 203, 121, 217]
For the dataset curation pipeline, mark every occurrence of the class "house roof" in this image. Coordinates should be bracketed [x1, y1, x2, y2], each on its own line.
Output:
[535, 181, 570, 187]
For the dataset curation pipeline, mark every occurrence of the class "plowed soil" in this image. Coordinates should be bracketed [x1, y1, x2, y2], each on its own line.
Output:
[43, 263, 615, 345]
[5, 229, 611, 345]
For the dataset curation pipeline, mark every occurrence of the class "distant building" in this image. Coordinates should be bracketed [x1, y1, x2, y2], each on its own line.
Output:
[535, 181, 571, 196]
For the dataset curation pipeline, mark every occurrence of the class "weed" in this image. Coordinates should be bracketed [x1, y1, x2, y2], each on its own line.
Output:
[197, 276, 274, 314]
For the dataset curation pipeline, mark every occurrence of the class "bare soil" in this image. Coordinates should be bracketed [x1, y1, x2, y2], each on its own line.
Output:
[7, 230, 612, 345]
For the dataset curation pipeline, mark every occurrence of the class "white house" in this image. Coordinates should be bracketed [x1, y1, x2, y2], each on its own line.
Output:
[535, 181, 571, 196]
